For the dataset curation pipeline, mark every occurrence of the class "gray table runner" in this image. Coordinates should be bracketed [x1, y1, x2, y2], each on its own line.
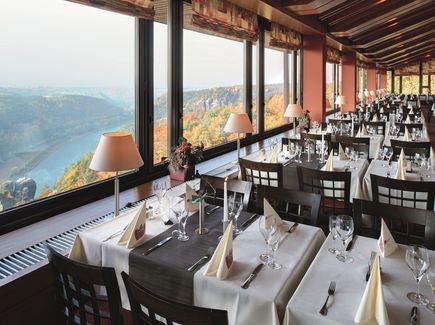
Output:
[129, 206, 255, 305]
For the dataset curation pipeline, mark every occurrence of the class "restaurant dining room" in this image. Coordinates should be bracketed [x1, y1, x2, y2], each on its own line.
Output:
[1, 0, 435, 324]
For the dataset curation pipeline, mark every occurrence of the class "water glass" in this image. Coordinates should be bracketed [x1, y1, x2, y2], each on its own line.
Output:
[405, 245, 430, 305]
[328, 216, 340, 255]
[153, 182, 167, 218]
[171, 200, 190, 242]
[229, 194, 243, 234]
[335, 215, 354, 263]
[267, 227, 282, 270]
[426, 268, 435, 312]
[258, 215, 274, 262]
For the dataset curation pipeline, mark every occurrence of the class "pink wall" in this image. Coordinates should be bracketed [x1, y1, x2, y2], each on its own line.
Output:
[302, 34, 326, 123]
[342, 52, 357, 112]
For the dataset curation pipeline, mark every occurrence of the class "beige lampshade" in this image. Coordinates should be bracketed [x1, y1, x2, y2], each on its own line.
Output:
[364, 89, 369, 97]
[223, 113, 254, 133]
[335, 95, 347, 105]
[90, 132, 144, 172]
[369, 90, 375, 96]
[284, 104, 304, 118]
[358, 92, 365, 100]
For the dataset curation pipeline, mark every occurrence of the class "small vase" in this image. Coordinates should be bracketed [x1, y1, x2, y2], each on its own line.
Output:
[169, 164, 195, 181]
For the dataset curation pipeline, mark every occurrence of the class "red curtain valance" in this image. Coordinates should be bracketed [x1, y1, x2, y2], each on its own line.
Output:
[267, 22, 301, 51]
[189, 0, 258, 42]
[66, 0, 154, 19]
[326, 46, 341, 64]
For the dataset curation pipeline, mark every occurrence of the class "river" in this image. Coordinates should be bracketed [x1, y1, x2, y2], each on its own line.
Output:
[28, 124, 127, 196]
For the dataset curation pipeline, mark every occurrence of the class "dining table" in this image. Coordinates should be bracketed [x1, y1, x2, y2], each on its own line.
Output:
[284, 234, 435, 325]
[69, 181, 326, 325]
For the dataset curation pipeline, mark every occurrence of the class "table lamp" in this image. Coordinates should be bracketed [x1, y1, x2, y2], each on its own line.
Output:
[90, 132, 144, 217]
[284, 104, 304, 136]
[335, 95, 347, 114]
[224, 113, 254, 161]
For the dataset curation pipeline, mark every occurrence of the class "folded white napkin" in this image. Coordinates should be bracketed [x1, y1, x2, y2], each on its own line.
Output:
[323, 151, 334, 171]
[409, 107, 414, 115]
[118, 203, 149, 249]
[403, 128, 411, 141]
[185, 184, 199, 213]
[378, 219, 397, 257]
[204, 220, 233, 280]
[361, 124, 368, 136]
[326, 124, 333, 133]
[407, 103, 412, 109]
[269, 145, 279, 163]
[395, 149, 406, 180]
[380, 107, 385, 113]
[354, 254, 390, 325]
[338, 144, 347, 160]
[372, 115, 379, 122]
[386, 104, 390, 109]
[374, 142, 382, 160]
[405, 115, 411, 124]
[264, 198, 289, 231]
[356, 126, 362, 138]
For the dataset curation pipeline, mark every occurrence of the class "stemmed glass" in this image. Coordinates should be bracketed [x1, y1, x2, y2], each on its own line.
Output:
[258, 215, 274, 262]
[405, 245, 430, 305]
[328, 216, 340, 255]
[267, 227, 282, 270]
[335, 215, 354, 263]
[295, 144, 302, 163]
[229, 194, 243, 234]
[171, 199, 190, 241]
[427, 268, 435, 313]
[153, 182, 167, 218]
[385, 149, 393, 168]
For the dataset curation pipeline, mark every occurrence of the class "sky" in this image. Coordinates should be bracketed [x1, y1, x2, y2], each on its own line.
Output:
[1, 0, 284, 90]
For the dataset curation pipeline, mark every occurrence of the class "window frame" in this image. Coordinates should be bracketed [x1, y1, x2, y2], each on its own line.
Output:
[0, 0, 302, 234]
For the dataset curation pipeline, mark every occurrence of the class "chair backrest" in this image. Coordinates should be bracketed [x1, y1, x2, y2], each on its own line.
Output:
[281, 137, 305, 152]
[390, 139, 431, 159]
[370, 174, 435, 210]
[256, 185, 321, 226]
[335, 135, 370, 159]
[398, 123, 423, 134]
[46, 244, 123, 325]
[200, 175, 252, 210]
[121, 272, 228, 325]
[239, 157, 283, 188]
[353, 199, 435, 249]
[302, 132, 332, 151]
[363, 121, 386, 136]
[296, 166, 351, 228]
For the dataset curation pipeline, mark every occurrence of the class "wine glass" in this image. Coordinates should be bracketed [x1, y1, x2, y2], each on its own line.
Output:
[295, 144, 302, 163]
[258, 215, 274, 262]
[267, 227, 282, 270]
[171, 199, 190, 241]
[335, 215, 354, 263]
[328, 216, 340, 255]
[153, 182, 167, 218]
[229, 194, 243, 234]
[405, 245, 430, 305]
[426, 267, 435, 313]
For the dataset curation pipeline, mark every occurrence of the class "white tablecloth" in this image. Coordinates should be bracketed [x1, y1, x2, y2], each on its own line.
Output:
[357, 160, 435, 206]
[70, 195, 326, 325]
[285, 235, 435, 325]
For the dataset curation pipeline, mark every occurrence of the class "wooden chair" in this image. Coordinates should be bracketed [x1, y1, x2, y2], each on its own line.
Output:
[121, 272, 228, 325]
[353, 199, 435, 249]
[390, 139, 432, 159]
[370, 174, 435, 210]
[239, 157, 283, 188]
[397, 123, 423, 135]
[363, 121, 386, 136]
[297, 166, 351, 231]
[45, 244, 124, 325]
[335, 135, 370, 159]
[200, 175, 252, 210]
[256, 185, 320, 226]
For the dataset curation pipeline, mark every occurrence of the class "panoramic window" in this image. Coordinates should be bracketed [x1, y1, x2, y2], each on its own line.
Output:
[183, 29, 244, 149]
[0, 0, 135, 212]
[387, 70, 392, 93]
[401, 75, 419, 94]
[288, 51, 294, 104]
[325, 62, 335, 111]
[252, 44, 258, 134]
[153, 17, 168, 164]
[264, 47, 285, 130]
[394, 75, 401, 93]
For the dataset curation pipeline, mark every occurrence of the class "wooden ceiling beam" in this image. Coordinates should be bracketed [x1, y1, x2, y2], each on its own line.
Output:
[364, 37, 435, 59]
[381, 47, 435, 66]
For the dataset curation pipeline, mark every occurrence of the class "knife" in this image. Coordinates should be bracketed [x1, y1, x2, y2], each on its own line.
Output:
[142, 236, 172, 255]
[241, 214, 258, 230]
[241, 263, 264, 289]
[410, 306, 418, 325]
[345, 234, 356, 251]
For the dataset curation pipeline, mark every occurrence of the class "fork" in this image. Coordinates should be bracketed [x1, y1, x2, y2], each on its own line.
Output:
[319, 281, 336, 315]
[187, 247, 214, 272]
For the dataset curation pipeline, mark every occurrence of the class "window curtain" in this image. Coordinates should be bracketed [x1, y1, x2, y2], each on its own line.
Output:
[189, 0, 258, 42]
[267, 22, 301, 51]
[356, 60, 369, 69]
[395, 62, 420, 76]
[326, 46, 340, 64]
[66, 0, 155, 19]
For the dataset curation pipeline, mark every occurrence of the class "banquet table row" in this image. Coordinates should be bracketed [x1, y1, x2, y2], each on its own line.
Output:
[69, 192, 326, 325]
